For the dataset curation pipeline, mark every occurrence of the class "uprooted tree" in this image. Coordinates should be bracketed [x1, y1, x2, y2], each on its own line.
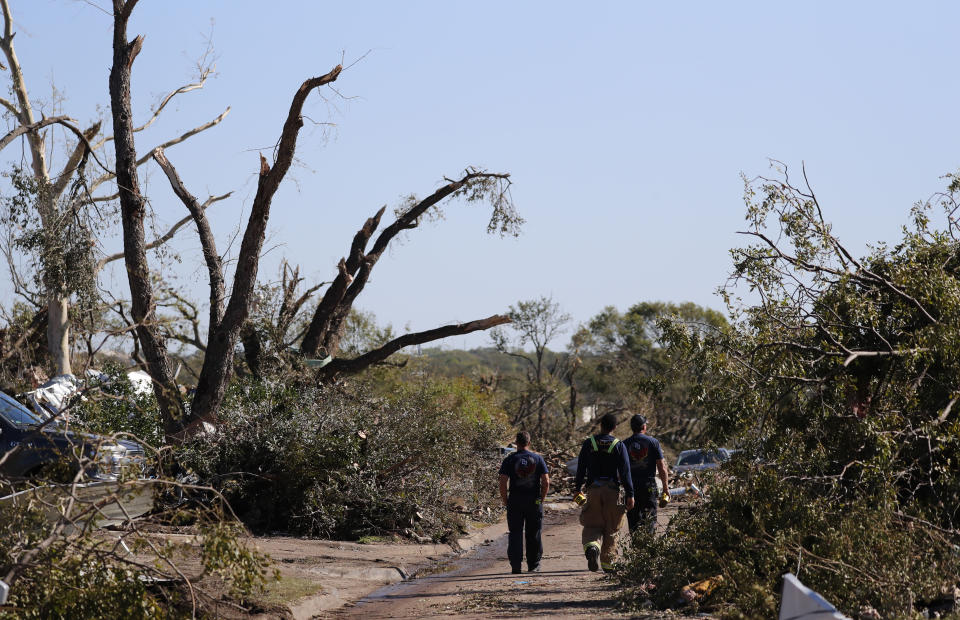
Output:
[111, 0, 519, 441]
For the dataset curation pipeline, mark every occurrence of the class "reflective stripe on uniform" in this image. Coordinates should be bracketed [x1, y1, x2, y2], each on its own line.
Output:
[587, 436, 620, 453]
[584, 541, 600, 552]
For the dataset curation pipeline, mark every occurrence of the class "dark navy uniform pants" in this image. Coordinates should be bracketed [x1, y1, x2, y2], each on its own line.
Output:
[627, 480, 658, 535]
[506, 498, 543, 570]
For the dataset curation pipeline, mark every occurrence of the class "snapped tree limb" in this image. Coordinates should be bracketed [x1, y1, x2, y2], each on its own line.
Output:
[300, 171, 512, 359]
[317, 314, 511, 378]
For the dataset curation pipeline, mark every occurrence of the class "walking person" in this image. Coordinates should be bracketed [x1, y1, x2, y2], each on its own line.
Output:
[573, 413, 634, 572]
[498, 431, 550, 574]
[623, 414, 669, 536]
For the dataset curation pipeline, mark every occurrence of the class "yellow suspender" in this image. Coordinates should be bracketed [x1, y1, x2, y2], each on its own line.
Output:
[588, 436, 619, 453]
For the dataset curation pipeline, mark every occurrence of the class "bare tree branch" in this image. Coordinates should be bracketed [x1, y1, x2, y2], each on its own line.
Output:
[157, 287, 206, 352]
[301, 171, 510, 359]
[49, 121, 102, 199]
[300, 206, 384, 355]
[0, 115, 72, 151]
[275, 261, 321, 344]
[0, 96, 17, 117]
[152, 147, 225, 330]
[318, 314, 511, 377]
[88, 107, 230, 192]
[90, 192, 119, 202]
[135, 70, 213, 134]
[95, 191, 230, 271]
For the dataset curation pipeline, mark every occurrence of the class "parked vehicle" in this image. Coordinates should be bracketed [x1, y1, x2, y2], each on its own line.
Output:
[0, 391, 145, 482]
[674, 448, 733, 474]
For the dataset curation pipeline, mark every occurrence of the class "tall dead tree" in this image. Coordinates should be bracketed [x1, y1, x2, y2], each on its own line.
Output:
[111, 0, 343, 439]
[111, 1, 185, 434]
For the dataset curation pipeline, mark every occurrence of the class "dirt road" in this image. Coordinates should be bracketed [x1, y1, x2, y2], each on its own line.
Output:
[330, 503, 676, 619]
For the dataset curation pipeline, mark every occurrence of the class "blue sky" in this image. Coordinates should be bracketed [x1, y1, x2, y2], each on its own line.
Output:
[6, 1, 960, 349]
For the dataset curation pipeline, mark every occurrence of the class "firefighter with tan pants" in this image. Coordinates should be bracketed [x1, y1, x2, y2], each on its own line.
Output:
[573, 413, 635, 572]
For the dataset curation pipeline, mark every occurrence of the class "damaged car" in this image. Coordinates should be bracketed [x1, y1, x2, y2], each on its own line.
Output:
[673, 448, 734, 474]
[0, 390, 145, 483]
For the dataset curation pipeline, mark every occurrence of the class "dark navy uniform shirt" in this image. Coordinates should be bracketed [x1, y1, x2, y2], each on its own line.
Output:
[623, 432, 664, 487]
[499, 449, 548, 503]
[574, 434, 635, 498]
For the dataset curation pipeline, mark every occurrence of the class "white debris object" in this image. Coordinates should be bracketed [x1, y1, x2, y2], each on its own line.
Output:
[23, 373, 79, 418]
[0, 579, 8, 605]
[667, 483, 704, 498]
[125, 370, 154, 395]
[779, 573, 850, 620]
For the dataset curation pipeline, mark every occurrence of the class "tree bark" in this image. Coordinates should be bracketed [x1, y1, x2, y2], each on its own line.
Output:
[110, 3, 186, 437]
[240, 321, 262, 380]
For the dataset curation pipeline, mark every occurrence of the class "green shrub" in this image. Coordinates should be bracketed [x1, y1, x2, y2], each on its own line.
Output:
[181, 375, 507, 539]
[73, 364, 164, 446]
[618, 463, 960, 618]
[0, 482, 271, 618]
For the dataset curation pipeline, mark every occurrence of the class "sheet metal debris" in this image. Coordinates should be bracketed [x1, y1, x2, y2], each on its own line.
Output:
[779, 573, 850, 620]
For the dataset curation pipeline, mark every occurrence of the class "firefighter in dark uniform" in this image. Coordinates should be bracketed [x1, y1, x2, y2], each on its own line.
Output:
[623, 414, 670, 536]
[573, 413, 634, 572]
[498, 431, 550, 574]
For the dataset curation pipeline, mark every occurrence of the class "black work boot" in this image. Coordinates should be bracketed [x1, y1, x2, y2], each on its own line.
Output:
[585, 545, 600, 572]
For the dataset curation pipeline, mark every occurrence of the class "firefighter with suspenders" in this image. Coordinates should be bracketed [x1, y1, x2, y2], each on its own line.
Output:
[573, 413, 635, 572]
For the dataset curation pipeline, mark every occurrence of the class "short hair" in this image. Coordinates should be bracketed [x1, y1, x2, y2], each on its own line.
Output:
[516, 431, 531, 447]
[599, 413, 618, 433]
[630, 414, 647, 433]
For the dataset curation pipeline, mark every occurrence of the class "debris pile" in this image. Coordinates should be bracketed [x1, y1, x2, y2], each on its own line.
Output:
[543, 449, 577, 495]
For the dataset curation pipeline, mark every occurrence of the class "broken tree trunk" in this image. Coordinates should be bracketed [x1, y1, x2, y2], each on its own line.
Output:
[110, 6, 186, 437]
[151, 66, 342, 439]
